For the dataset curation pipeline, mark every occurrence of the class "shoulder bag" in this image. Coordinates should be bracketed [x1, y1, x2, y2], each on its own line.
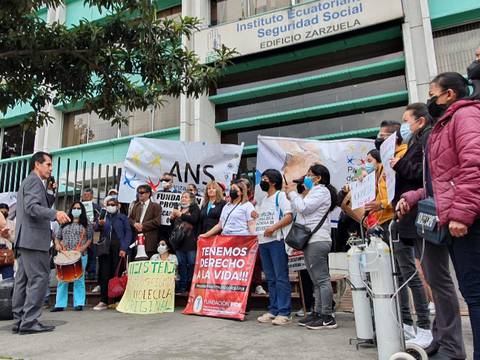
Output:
[285, 210, 329, 251]
[96, 220, 113, 257]
[108, 256, 128, 299]
[415, 197, 450, 245]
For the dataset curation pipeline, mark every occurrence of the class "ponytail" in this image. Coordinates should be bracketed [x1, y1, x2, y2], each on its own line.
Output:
[308, 164, 338, 212]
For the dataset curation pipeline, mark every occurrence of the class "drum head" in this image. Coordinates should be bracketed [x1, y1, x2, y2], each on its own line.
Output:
[54, 250, 81, 265]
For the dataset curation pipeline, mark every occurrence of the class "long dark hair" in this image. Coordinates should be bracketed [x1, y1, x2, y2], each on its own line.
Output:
[431, 72, 470, 100]
[309, 164, 338, 212]
[66, 201, 89, 229]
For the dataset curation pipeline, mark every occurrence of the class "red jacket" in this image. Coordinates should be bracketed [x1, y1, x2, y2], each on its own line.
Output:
[402, 99, 480, 227]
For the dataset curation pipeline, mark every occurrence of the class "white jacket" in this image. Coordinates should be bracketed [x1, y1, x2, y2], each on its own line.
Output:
[288, 184, 332, 243]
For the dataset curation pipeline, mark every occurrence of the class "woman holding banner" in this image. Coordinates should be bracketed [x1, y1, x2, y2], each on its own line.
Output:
[199, 181, 226, 234]
[286, 164, 338, 330]
[170, 192, 200, 294]
[255, 169, 293, 326]
[199, 180, 256, 237]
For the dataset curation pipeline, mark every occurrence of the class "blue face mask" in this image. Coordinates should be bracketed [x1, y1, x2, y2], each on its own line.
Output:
[365, 162, 376, 174]
[400, 123, 412, 142]
[71, 209, 82, 218]
[303, 176, 314, 190]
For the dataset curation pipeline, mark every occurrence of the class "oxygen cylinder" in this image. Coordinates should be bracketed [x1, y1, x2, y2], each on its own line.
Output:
[363, 236, 402, 360]
[347, 244, 374, 342]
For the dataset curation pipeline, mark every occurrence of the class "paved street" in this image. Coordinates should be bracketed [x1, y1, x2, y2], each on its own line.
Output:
[0, 309, 474, 360]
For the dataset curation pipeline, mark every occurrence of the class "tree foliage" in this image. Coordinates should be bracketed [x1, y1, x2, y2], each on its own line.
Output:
[0, 0, 236, 129]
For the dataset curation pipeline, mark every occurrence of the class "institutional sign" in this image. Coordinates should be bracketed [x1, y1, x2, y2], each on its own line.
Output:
[195, 0, 404, 63]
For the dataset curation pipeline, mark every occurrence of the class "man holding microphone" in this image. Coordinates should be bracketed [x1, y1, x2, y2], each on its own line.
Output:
[12, 152, 70, 335]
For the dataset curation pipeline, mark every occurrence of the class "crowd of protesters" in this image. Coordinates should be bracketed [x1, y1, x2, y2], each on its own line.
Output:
[3, 49, 480, 360]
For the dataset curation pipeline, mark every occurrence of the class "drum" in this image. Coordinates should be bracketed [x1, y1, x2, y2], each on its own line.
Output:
[54, 251, 83, 282]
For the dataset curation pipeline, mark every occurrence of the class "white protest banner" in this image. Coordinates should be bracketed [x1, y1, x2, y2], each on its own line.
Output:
[153, 192, 203, 225]
[254, 136, 374, 224]
[82, 201, 94, 222]
[380, 133, 397, 202]
[350, 171, 376, 210]
[118, 138, 243, 204]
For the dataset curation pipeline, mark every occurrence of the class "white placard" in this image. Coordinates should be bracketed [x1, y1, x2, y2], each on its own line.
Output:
[153, 192, 203, 226]
[195, 0, 404, 63]
[349, 171, 376, 210]
[380, 132, 397, 202]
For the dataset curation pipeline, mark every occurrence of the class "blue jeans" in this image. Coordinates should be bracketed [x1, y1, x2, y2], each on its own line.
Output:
[176, 250, 196, 292]
[55, 255, 87, 308]
[259, 240, 291, 317]
[449, 220, 480, 360]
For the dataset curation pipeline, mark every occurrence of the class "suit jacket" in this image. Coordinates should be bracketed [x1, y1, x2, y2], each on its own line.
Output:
[15, 172, 56, 252]
[199, 200, 226, 234]
[128, 200, 162, 253]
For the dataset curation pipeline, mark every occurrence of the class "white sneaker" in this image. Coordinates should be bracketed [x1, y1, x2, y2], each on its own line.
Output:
[428, 301, 436, 315]
[272, 315, 292, 326]
[255, 285, 267, 295]
[406, 327, 433, 349]
[257, 313, 276, 323]
[295, 309, 312, 317]
[92, 285, 101, 293]
[93, 302, 108, 311]
[403, 323, 416, 340]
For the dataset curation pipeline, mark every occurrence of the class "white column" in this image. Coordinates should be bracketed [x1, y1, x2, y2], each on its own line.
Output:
[402, 0, 438, 103]
[180, 0, 221, 143]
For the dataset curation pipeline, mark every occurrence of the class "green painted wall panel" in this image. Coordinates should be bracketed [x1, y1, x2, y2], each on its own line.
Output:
[216, 91, 408, 132]
[210, 57, 405, 105]
[429, 0, 480, 29]
[0, 103, 34, 129]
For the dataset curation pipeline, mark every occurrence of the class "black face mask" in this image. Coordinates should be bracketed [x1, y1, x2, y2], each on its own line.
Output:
[467, 60, 480, 80]
[374, 137, 384, 151]
[427, 95, 448, 119]
[229, 190, 239, 200]
[259, 181, 270, 192]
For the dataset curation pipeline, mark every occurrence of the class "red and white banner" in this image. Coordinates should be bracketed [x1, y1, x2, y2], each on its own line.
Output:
[183, 235, 258, 321]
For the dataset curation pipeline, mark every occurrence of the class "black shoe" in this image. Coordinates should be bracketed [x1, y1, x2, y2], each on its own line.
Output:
[74, 306, 83, 311]
[19, 323, 55, 335]
[50, 307, 64, 312]
[298, 312, 319, 327]
[306, 314, 338, 330]
[11, 322, 20, 334]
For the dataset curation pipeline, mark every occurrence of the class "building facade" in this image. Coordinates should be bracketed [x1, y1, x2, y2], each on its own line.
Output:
[0, 0, 479, 204]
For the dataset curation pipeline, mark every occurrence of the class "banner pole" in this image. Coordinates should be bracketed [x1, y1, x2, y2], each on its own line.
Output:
[297, 270, 307, 316]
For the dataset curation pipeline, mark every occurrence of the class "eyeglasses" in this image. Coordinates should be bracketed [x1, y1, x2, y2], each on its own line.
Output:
[73, 207, 82, 210]
[161, 179, 171, 182]
[137, 191, 147, 195]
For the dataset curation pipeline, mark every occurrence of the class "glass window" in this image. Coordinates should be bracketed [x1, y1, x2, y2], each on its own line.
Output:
[249, 0, 291, 15]
[211, 0, 294, 25]
[153, 97, 180, 130]
[124, 107, 153, 136]
[1, 125, 35, 159]
[433, 22, 480, 74]
[87, 112, 119, 143]
[221, 106, 406, 146]
[216, 75, 407, 122]
[62, 111, 89, 147]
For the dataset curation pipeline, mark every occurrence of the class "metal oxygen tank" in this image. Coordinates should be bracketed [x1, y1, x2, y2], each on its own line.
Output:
[363, 229, 402, 360]
[347, 240, 374, 344]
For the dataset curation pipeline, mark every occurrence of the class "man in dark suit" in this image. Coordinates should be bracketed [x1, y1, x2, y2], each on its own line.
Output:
[128, 185, 162, 259]
[12, 152, 70, 334]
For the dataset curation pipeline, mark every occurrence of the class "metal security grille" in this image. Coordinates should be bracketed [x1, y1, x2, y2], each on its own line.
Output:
[433, 22, 480, 75]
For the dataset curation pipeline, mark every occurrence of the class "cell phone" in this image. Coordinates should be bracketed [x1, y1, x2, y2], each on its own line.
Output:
[99, 208, 107, 220]
[47, 176, 56, 193]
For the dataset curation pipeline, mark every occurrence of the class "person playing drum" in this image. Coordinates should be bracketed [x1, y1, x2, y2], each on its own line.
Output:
[51, 201, 93, 312]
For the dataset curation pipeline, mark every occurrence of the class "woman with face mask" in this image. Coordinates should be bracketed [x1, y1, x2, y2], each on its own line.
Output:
[285, 164, 338, 330]
[199, 181, 256, 238]
[51, 202, 93, 312]
[170, 192, 200, 294]
[93, 197, 132, 311]
[255, 169, 293, 326]
[398, 72, 480, 360]
[150, 240, 178, 267]
[387, 103, 434, 349]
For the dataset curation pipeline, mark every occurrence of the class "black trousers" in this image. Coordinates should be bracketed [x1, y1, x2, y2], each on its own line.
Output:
[98, 241, 123, 304]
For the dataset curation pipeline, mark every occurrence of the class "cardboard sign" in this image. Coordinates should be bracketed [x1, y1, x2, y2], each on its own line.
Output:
[288, 249, 306, 272]
[183, 235, 258, 321]
[152, 192, 202, 225]
[350, 171, 376, 210]
[117, 261, 176, 314]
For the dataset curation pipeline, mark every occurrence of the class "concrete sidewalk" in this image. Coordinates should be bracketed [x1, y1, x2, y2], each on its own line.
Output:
[0, 309, 473, 360]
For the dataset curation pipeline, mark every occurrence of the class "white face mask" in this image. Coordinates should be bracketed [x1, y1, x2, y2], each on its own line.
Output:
[162, 181, 170, 188]
[157, 244, 168, 254]
[106, 206, 117, 214]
